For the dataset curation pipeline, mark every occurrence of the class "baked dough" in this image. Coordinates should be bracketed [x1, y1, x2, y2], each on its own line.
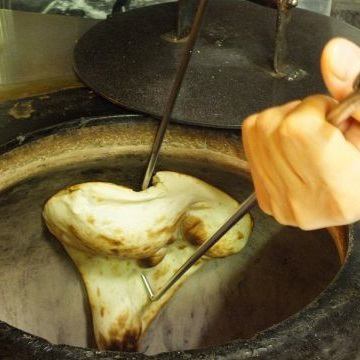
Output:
[43, 171, 253, 351]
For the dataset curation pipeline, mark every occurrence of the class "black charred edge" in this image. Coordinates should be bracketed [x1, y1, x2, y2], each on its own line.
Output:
[106, 331, 139, 352]
[137, 257, 158, 268]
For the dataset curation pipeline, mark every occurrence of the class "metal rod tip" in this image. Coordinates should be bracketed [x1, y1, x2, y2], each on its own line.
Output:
[141, 273, 155, 301]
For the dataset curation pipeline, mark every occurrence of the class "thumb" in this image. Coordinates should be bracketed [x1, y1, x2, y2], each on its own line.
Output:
[321, 37, 360, 101]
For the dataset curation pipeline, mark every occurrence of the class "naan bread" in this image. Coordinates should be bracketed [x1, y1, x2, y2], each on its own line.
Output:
[43, 171, 253, 351]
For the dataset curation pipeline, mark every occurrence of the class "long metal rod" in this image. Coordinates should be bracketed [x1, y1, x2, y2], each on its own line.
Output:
[141, 193, 257, 301]
[141, 0, 209, 190]
[141, 72, 360, 302]
[327, 74, 360, 127]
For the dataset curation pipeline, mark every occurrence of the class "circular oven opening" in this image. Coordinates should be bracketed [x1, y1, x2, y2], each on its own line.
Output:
[0, 121, 342, 355]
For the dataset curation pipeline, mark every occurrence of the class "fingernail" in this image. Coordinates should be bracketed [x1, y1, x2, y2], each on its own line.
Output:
[329, 39, 360, 82]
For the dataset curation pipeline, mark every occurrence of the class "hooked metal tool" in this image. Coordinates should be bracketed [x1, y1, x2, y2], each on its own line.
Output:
[327, 73, 360, 127]
[141, 193, 257, 301]
[140, 0, 257, 302]
[142, 76, 360, 301]
[141, 0, 209, 190]
[140, 0, 360, 301]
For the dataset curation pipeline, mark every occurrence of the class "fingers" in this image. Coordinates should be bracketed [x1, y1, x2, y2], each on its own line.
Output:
[243, 92, 360, 229]
[343, 120, 360, 151]
[283, 95, 336, 129]
[321, 37, 360, 121]
[321, 38, 360, 99]
[242, 101, 301, 224]
[255, 101, 302, 224]
[278, 95, 337, 154]
[279, 95, 339, 179]
[242, 114, 272, 214]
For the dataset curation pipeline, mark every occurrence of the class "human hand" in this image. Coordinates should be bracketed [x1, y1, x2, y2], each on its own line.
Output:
[242, 95, 360, 230]
[321, 38, 360, 149]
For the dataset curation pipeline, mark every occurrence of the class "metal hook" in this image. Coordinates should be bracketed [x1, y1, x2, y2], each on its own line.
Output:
[327, 73, 360, 127]
[141, 0, 209, 191]
[141, 193, 257, 302]
[141, 73, 360, 302]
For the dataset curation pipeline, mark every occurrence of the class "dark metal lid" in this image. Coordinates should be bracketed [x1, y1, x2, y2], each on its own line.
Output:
[74, 0, 360, 129]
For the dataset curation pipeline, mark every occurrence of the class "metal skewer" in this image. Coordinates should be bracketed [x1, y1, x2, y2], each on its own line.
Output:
[327, 73, 360, 127]
[141, 0, 209, 190]
[141, 74, 360, 302]
[141, 193, 257, 301]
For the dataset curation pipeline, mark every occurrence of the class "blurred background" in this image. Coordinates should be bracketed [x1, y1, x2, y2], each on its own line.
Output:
[0, 0, 358, 27]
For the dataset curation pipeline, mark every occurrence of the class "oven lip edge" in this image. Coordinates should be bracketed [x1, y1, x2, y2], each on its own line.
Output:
[0, 115, 357, 359]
